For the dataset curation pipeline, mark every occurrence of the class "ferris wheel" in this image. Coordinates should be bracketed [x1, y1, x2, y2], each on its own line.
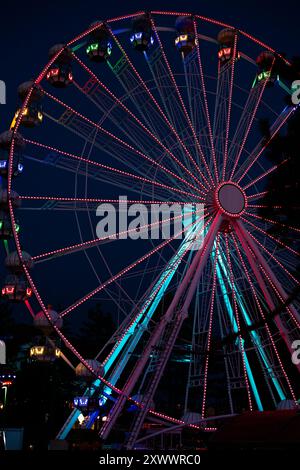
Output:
[1, 10, 300, 449]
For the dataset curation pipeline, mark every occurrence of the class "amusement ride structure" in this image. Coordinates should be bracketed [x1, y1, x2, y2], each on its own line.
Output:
[0, 10, 299, 449]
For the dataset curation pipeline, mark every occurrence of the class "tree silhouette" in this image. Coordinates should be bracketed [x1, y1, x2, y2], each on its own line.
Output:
[74, 303, 116, 358]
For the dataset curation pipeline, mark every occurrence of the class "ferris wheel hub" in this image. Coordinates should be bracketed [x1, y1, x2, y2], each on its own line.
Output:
[214, 182, 247, 218]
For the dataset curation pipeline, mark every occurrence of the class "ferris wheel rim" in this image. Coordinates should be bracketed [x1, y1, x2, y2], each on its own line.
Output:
[5, 10, 299, 438]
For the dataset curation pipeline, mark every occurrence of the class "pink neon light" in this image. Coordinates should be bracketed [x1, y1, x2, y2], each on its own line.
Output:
[13, 84, 210, 432]
[152, 11, 289, 64]
[46, 68, 60, 79]
[106, 12, 146, 24]
[5, 286, 15, 294]
[66, 21, 104, 47]
[40, 90, 204, 197]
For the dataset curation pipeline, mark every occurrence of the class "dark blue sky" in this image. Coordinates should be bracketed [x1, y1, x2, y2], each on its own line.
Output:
[0, 0, 299, 126]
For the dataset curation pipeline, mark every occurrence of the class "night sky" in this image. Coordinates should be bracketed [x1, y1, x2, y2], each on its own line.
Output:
[0, 0, 299, 128]
[0, 0, 299, 323]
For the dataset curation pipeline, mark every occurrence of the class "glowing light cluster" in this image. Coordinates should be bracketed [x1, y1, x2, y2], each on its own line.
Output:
[29, 345, 61, 360]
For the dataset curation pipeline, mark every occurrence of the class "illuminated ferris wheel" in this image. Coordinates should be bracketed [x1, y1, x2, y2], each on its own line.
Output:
[1, 10, 300, 449]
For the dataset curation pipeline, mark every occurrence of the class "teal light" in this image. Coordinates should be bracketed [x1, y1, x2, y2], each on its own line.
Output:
[278, 77, 294, 95]
[217, 246, 285, 402]
[215, 259, 263, 411]
[3, 239, 9, 255]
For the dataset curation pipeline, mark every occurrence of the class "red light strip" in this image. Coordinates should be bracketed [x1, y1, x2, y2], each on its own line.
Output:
[8, 9, 295, 434]
[32, 210, 206, 262]
[247, 191, 268, 200]
[106, 12, 146, 24]
[24, 137, 199, 200]
[24, 300, 35, 318]
[248, 204, 283, 209]
[66, 22, 104, 48]
[19, 195, 190, 205]
[40, 90, 204, 197]
[243, 160, 286, 191]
